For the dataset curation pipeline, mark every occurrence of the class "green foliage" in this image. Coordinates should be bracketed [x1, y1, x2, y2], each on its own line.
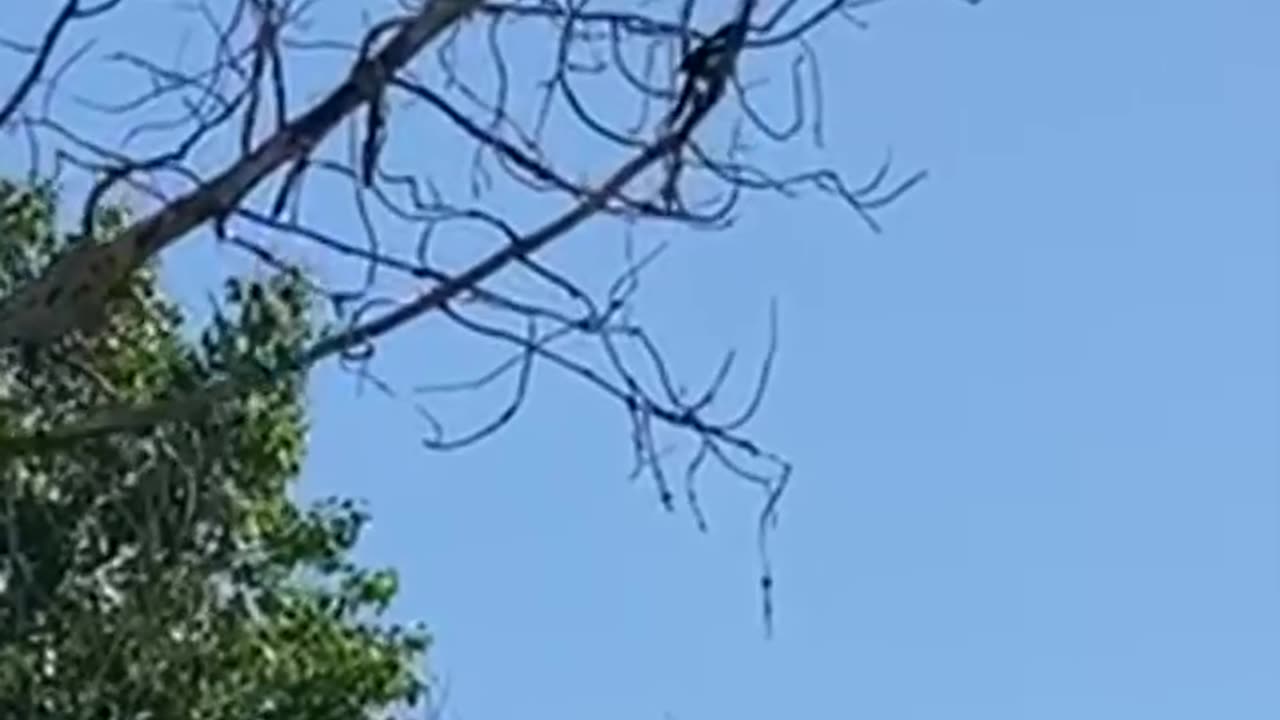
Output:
[0, 179, 428, 719]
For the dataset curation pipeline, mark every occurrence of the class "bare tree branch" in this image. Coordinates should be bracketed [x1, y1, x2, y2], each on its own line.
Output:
[0, 0, 483, 348]
[0, 0, 981, 632]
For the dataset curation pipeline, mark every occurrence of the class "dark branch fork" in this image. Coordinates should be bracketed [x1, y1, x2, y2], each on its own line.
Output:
[0, 0, 484, 348]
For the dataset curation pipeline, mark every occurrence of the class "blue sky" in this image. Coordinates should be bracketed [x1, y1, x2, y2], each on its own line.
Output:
[4, 0, 1279, 718]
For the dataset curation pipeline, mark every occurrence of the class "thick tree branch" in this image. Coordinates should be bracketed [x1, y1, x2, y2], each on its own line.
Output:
[0, 91, 713, 454]
[0, 0, 482, 349]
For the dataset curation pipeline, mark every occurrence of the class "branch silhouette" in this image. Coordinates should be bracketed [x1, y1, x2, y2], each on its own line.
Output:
[0, 0, 973, 633]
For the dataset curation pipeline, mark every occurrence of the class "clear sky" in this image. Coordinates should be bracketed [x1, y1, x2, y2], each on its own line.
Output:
[4, 1, 1279, 719]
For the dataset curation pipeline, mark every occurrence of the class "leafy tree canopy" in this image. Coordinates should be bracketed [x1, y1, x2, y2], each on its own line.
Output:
[0, 178, 428, 719]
